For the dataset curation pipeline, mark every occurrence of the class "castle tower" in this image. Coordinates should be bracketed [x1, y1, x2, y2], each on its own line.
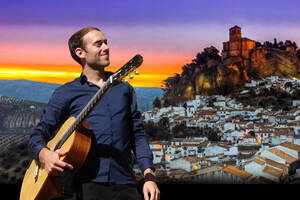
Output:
[222, 26, 256, 59]
[229, 26, 241, 42]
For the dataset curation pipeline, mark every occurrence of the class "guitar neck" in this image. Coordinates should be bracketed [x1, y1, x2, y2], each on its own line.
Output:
[53, 77, 113, 150]
[74, 77, 113, 130]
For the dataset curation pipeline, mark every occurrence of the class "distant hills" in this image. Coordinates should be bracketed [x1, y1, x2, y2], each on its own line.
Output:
[0, 79, 164, 112]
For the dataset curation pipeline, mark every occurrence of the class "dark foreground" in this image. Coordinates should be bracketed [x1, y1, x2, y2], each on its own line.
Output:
[1, 183, 297, 199]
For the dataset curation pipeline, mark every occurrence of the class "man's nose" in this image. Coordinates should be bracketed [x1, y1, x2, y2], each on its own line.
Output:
[102, 43, 109, 51]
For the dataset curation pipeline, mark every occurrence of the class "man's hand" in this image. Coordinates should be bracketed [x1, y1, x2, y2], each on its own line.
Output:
[143, 168, 160, 200]
[38, 148, 74, 176]
[143, 181, 160, 200]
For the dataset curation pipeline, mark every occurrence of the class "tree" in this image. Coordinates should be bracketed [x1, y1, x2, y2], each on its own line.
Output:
[153, 97, 161, 108]
[192, 46, 221, 66]
[255, 42, 262, 48]
[278, 41, 285, 50]
[158, 117, 169, 129]
[163, 98, 170, 107]
[297, 48, 300, 61]
[263, 41, 273, 48]
[273, 38, 278, 48]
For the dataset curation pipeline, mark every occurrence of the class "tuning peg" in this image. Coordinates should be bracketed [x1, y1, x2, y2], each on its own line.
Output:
[134, 70, 139, 75]
[129, 75, 134, 79]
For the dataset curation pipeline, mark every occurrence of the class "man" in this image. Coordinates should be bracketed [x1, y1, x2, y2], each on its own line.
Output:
[28, 27, 160, 200]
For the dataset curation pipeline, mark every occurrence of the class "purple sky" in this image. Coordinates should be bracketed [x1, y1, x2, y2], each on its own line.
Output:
[0, 0, 299, 87]
[1, 0, 300, 26]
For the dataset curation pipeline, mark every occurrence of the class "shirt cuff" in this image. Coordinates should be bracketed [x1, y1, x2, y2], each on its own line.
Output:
[138, 157, 154, 174]
[32, 144, 46, 162]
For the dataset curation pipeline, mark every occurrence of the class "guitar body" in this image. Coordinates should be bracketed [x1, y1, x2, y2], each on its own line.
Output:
[20, 117, 91, 200]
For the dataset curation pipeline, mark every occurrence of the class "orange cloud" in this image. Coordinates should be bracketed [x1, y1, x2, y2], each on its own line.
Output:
[0, 43, 190, 87]
[0, 66, 172, 87]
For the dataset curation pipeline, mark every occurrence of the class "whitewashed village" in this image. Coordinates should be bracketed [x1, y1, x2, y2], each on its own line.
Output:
[134, 76, 300, 184]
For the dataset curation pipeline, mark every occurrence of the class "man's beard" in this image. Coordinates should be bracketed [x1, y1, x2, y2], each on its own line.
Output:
[89, 59, 110, 69]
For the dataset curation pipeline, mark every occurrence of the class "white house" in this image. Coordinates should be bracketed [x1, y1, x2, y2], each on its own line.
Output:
[170, 156, 202, 172]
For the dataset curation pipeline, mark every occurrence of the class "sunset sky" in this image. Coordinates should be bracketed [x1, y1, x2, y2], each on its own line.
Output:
[1, 0, 300, 87]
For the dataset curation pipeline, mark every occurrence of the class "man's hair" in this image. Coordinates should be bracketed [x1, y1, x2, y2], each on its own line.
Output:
[68, 27, 100, 66]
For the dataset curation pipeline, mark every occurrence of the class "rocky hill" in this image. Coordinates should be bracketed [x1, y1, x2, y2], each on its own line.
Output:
[162, 45, 300, 105]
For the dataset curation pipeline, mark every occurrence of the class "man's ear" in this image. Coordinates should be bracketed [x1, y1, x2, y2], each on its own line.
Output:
[75, 48, 85, 59]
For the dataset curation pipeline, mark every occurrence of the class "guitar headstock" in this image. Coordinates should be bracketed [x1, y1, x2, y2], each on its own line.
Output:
[111, 54, 143, 84]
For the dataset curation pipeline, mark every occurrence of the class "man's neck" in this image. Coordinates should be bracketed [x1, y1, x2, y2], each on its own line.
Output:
[83, 65, 107, 88]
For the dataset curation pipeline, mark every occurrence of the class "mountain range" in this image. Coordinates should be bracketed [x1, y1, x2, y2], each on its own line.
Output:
[0, 79, 164, 112]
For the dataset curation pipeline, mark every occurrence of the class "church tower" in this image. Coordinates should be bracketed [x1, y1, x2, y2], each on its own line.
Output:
[222, 25, 256, 59]
[229, 26, 241, 42]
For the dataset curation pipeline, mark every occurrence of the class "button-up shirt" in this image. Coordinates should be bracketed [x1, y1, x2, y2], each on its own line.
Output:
[29, 73, 154, 184]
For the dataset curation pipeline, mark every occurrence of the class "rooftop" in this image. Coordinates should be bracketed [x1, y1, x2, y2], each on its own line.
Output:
[222, 165, 252, 180]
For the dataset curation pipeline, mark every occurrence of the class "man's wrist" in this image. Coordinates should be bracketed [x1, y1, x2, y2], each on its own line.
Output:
[144, 173, 156, 183]
[143, 167, 155, 176]
[38, 147, 49, 164]
[143, 167, 156, 182]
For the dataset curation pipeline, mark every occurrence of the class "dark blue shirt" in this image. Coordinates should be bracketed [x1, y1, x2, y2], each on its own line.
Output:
[29, 73, 154, 184]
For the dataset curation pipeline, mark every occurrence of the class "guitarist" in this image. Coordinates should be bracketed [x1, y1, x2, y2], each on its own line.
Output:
[28, 27, 160, 200]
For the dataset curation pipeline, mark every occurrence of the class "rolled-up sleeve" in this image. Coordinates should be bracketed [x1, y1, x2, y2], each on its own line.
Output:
[129, 85, 154, 173]
[29, 89, 68, 161]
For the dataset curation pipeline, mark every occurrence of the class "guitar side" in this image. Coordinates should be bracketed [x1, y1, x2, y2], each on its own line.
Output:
[20, 117, 91, 200]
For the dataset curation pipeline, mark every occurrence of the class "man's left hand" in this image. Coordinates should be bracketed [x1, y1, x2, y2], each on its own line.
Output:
[143, 180, 160, 200]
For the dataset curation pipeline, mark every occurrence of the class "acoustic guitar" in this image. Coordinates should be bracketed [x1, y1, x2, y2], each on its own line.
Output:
[19, 54, 143, 200]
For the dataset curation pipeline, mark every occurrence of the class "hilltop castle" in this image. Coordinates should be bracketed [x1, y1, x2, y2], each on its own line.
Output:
[221, 26, 256, 59]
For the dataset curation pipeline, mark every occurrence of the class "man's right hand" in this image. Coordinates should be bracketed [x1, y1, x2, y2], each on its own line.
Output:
[38, 148, 74, 176]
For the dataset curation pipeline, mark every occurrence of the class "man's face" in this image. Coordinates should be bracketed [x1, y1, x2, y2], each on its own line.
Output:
[81, 30, 110, 68]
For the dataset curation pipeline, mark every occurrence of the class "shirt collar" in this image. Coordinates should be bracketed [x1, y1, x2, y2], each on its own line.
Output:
[79, 71, 115, 85]
[79, 73, 88, 85]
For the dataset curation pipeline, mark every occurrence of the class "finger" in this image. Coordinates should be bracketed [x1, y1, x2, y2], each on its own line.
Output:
[150, 189, 155, 200]
[55, 149, 68, 156]
[55, 160, 74, 170]
[156, 190, 160, 200]
[143, 190, 149, 200]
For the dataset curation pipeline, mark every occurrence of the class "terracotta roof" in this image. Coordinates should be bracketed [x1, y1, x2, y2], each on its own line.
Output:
[169, 169, 188, 176]
[276, 115, 295, 120]
[268, 148, 297, 164]
[265, 158, 288, 171]
[222, 165, 252, 180]
[182, 156, 203, 163]
[251, 176, 278, 184]
[288, 108, 297, 113]
[253, 158, 265, 165]
[280, 142, 300, 153]
[262, 165, 282, 177]
[192, 167, 223, 176]
[257, 154, 267, 160]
